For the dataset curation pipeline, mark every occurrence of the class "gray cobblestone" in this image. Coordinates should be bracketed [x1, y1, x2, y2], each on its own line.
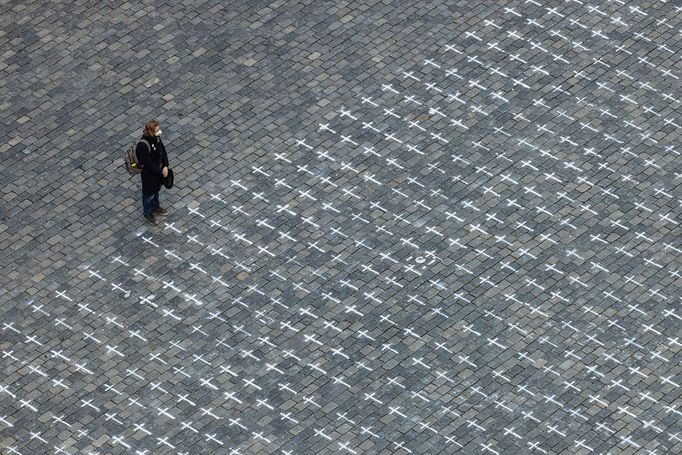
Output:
[1, 0, 681, 454]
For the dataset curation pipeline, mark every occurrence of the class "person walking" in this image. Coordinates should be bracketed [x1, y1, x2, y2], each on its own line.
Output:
[137, 120, 170, 224]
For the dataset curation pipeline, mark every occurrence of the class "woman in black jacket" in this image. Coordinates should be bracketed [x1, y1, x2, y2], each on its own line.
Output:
[137, 119, 169, 224]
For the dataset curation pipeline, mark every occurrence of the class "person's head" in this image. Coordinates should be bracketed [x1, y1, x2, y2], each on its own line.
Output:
[143, 120, 161, 137]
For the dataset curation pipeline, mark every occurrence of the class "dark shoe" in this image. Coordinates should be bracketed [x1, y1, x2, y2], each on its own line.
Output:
[144, 214, 157, 224]
[153, 207, 168, 216]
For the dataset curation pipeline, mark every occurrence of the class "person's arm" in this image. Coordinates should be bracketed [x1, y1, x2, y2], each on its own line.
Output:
[160, 140, 169, 168]
[137, 142, 163, 176]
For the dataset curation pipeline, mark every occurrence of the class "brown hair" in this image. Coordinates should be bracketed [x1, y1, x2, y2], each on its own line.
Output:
[143, 120, 160, 137]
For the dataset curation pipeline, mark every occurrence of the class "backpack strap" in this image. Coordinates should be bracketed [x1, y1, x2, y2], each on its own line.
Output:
[136, 139, 150, 164]
[137, 139, 163, 169]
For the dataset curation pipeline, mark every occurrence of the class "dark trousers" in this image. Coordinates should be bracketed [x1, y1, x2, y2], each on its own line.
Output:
[142, 191, 160, 216]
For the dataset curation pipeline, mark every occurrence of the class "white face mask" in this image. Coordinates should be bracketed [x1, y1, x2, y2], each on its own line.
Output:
[156, 129, 162, 136]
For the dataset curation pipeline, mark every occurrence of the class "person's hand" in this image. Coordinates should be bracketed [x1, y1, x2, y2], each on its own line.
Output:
[162, 167, 168, 178]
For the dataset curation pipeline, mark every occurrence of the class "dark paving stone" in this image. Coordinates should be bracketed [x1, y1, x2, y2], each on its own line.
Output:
[0, 0, 681, 454]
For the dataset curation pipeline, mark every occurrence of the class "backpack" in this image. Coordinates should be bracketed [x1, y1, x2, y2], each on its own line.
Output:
[124, 139, 149, 175]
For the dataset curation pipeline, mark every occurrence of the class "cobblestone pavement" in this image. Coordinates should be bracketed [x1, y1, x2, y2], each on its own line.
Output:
[1, 0, 681, 454]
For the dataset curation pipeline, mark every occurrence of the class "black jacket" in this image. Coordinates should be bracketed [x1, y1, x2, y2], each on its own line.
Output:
[137, 135, 169, 195]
